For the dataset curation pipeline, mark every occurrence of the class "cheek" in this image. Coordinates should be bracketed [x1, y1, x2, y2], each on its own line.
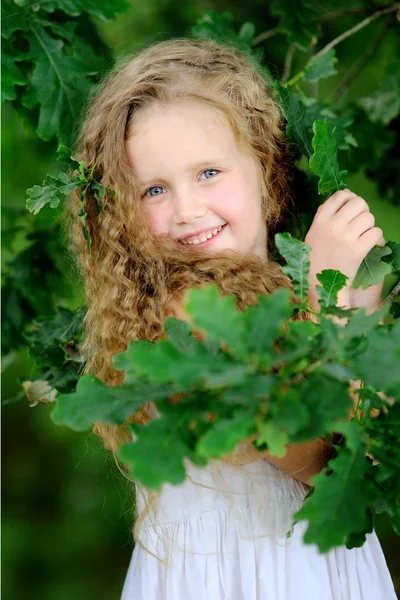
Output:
[143, 203, 171, 235]
[212, 177, 261, 226]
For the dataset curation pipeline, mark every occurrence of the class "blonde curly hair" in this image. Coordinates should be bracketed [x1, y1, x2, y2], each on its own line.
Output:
[62, 37, 316, 552]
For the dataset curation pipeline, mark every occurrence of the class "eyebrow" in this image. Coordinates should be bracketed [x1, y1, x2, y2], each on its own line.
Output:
[138, 158, 230, 187]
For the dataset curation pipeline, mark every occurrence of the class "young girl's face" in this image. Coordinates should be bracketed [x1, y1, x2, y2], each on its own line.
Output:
[126, 101, 268, 260]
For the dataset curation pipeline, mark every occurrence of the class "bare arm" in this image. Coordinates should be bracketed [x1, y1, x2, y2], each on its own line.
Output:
[262, 437, 335, 488]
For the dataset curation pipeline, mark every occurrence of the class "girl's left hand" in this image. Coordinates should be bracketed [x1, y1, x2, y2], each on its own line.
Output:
[304, 189, 385, 314]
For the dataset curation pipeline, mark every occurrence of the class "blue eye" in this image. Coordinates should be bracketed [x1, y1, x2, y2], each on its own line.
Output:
[144, 185, 166, 198]
[200, 169, 219, 180]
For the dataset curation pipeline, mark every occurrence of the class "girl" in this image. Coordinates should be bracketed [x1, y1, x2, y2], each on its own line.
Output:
[66, 38, 397, 599]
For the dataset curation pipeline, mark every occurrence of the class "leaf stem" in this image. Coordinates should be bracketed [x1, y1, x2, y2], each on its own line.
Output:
[312, 3, 400, 61]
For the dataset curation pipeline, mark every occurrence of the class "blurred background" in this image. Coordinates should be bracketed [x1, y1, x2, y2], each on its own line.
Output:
[2, 0, 400, 598]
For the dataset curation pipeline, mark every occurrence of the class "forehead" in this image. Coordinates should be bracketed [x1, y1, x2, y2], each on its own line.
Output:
[125, 101, 245, 176]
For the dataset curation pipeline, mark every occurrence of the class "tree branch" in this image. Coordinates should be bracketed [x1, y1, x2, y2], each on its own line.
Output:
[317, 7, 370, 23]
[313, 3, 400, 61]
[326, 16, 393, 104]
[377, 279, 400, 312]
[252, 28, 281, 46]
[280, 43, 296, 84]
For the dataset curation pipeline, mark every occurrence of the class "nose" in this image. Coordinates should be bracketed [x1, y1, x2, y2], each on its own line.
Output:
[173, 189, 206, 225]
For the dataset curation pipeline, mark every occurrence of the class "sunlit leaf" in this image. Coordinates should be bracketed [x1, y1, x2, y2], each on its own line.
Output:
[303, 49, 338, 83]
[275, 232, 310, 302]
[309, 118, 347, 196]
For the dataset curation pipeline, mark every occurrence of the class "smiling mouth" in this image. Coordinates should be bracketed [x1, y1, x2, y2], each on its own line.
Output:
[178, 224, 227, 246]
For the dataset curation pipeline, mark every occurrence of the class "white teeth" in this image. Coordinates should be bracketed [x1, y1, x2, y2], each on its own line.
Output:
[180, 225, 224, 245]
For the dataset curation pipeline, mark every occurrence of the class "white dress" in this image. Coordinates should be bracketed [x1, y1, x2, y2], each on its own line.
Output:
[121, 446, 397, 600]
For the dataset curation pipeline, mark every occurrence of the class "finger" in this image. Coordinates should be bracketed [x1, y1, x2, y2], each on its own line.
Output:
[345, 211, 375, 238]
[334, 195, 370, 225]
[358, 227, 384, 253]
[316, 189, 357, 219]
[376, 234, 386, 246]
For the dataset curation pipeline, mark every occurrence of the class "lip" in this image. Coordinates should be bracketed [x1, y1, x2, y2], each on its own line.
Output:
[177, 223, 227, 242]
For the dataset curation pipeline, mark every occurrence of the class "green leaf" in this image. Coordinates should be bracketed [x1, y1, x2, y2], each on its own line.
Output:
[220, 374, 276, 406]
[238, 22, 256, 43]
[382, 241, 400, 272]
[255, 421, 289, 457]
[316, 269, 348, 308]
[1, 1, 29, 39]
[274, 84, 356, 157]
[23, 0, 131, 23]
[185, 284, 246, 356]
[164, 318, 199, 354]
[309, 118, 347, 196]
[120, 414, 193, 489]
[196, 408, 256, 459]
[303, 49, 338, 83]
[56, 145, 80, 170]
[1, 50, 27, 102]
[342, 304, 390, 341]
[290, 372, 353, 441]
[352, 245, 393, 290]
[21, 25, 93, 144]
[245, 288, 293, 357]
[268, 387, 310, 437]
[294, 420, 377, 552]
[272, 320, 319, 365]
[51, 375, 153, 431]
[113, 336, 252, 388]
[275, 232, 310, 302]
[353, 321, 400, 397]
[358, 66, 400, 126]
[26, 172, 82, 215]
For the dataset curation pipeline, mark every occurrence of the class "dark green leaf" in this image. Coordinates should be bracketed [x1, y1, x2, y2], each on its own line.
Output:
[294, 421, 377, 552]
[1, 1, 29, 39]
[21, 25, 93, 144]
[382, 241, 400, 272]
[270, 0, 320, 51]
[1, 50, 27, 102]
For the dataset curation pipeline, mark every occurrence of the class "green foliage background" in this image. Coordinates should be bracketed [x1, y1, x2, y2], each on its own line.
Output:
[2, 0, 400, 597]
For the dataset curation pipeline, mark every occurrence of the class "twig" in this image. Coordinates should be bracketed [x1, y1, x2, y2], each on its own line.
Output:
[281, 43, 296, 84]
[313, 3, 400, 61]
[317, 7, 370, 23]
[326, 16, 393, 104]
[251, 28, 280, 46]
[376, 279, 400, 312]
